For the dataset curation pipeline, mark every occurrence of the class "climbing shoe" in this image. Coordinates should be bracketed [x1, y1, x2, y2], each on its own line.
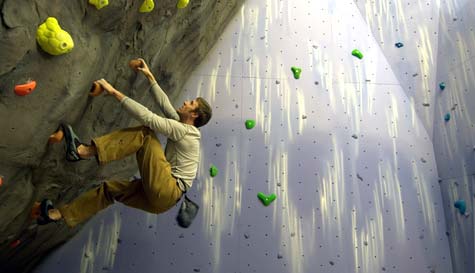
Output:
[61, 123, 86, 162]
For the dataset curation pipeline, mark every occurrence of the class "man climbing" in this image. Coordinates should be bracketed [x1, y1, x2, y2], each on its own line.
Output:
[33, 58, 212, 227]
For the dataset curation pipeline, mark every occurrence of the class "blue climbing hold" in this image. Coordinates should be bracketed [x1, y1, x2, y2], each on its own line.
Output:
[454, 200, 466, 215]
[439, 82, 446, 90]
[395, 42, 404, 48]
[444, 113, 451, 121]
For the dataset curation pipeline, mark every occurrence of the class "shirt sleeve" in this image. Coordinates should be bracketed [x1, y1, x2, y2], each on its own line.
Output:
[120, 96, 187, 141]
[149, 81, 180, 121]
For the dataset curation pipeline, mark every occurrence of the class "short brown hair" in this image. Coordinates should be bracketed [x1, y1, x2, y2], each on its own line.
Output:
[193, 97, 212, 127]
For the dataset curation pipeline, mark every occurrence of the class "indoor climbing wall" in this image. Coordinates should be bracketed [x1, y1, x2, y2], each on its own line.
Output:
[433, 0, 475, 272]
[34, 0, 454, 273]
[354, 0, 441, 140]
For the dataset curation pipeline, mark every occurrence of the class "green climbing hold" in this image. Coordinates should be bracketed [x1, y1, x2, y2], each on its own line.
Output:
[257, 192, 276, 206]
[439, 82, 446, 90]
[444, 113, 451, 121]
[245, 119, 255, 129]
[352, 49, 363, 59]
[209, 165, 218, 177]
[291, 66, 302, 79]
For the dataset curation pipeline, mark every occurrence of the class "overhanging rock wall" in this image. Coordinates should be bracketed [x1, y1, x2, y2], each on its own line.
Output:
[0, 0, 244, 272]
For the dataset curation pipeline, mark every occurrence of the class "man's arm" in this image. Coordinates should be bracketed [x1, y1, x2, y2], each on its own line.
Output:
[137, 59, 180, 121]
[96, 79, 186, 141]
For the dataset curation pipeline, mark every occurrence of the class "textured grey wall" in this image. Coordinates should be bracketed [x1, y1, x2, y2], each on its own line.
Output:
[0, 0, 244, 272]
[33, 1, 454, 273]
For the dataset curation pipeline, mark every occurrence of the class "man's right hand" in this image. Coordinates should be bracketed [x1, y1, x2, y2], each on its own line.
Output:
[136, 58, 156, 83]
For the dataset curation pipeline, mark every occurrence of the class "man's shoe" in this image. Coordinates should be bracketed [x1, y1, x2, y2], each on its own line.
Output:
[61, 123, 87, 162]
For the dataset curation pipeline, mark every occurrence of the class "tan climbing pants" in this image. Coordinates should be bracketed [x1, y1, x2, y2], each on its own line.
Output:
[58, 126, 183, 228]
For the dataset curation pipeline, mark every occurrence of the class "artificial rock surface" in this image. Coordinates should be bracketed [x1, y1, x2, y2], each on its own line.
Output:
[0, 0, 244, 272]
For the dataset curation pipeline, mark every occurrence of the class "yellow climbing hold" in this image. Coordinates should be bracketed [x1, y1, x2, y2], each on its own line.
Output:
[177, 0, 190, 9]
[36, 17, 74, 56]
[139, 0, 154, 13]
[88, 0, 109, 10]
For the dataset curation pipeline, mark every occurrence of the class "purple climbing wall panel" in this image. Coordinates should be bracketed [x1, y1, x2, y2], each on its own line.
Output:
[354, 0, 441, 141]
[34, 0, 455, 273]
[434, 0, 475, 272]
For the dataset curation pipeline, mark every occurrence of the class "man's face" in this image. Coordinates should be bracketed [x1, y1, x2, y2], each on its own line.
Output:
[178, 99, 199, 117]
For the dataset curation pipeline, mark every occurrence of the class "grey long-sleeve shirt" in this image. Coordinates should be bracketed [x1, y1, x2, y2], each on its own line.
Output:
[120, 82, 200, 191]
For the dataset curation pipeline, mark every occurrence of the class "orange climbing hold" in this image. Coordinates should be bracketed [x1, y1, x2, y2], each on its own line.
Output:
[129, 59, 143, 71]
[89, 82, 104, 97]
[30, 201, 41, 219]
[0, 176, 3, 187]
[14, 80, 37, 96]
[48, 128, 64, 143]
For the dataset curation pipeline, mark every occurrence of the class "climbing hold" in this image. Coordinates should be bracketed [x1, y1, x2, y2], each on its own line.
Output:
[352, 134, 358, 139]
[209, 165, 218, 177]
[36, 17, 74, 55]
[395, 42, 404, 48]
[356, 173, 363, 181]
[139, 0, 155, 12]
[352, 49, 363, 59]
[89, 82, 104, 97]
[30, 201, 42, 219]
[302, 115, 307, 119]
[177, 0, 190, 9]
[244, 233, 250, 239]
[439, 82, 446, 90]
[14, 80, 37, 96]
[129, 59, 142, 71]
[257, 192, 276, 206]
[444, 113, 451, 121]
[48, 127, 64, 143]
[454, 200, 466, 215]
[0, 176, 3, 187]
[88, 0, 109, 9]
[291, 66, 302, 79]
[10, 239, 21, 248]
[245, 119, 256, 129]
[420, 157, 427, 163]
[422, 103, 430, 107]
[277, 253, 283, 259]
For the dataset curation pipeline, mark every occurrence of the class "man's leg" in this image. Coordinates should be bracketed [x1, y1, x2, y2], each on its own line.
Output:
[86, 126, 151, 165]
[57, 126, 182, 227]
[134, 128, 183, 213]
[58, 179, 151, 228]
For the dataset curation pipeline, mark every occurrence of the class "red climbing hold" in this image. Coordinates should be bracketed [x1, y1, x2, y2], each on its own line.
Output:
[10, 239, 21, 248]
[14, 80, 37, 96]
[0, 176, 3, 187]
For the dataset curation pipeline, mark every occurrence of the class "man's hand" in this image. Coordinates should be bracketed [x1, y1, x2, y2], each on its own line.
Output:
[96, 79, 126, 101]
[136, 58, 156, 83]
[96, 79, 116, 95]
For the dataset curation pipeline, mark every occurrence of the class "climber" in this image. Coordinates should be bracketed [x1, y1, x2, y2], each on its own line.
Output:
[33, 58, 212, 227]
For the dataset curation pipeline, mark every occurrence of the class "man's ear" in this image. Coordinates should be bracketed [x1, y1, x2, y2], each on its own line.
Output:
[191, 111, 199, 118]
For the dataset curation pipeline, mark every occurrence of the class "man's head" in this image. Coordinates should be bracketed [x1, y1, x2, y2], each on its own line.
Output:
[177, 97, 212, 128]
